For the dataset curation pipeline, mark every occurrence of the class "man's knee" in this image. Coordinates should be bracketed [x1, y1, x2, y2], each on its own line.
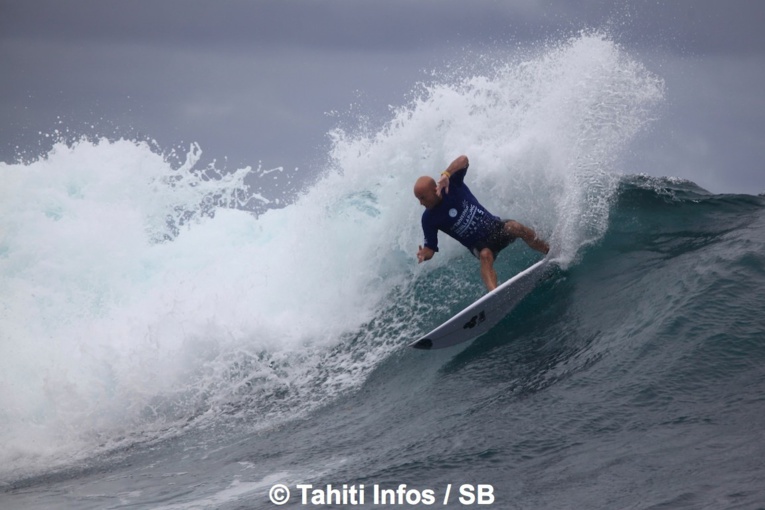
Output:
[505, 220, 525, 237]
[478, 248, 494, 264]
[506, 219, 541, 241]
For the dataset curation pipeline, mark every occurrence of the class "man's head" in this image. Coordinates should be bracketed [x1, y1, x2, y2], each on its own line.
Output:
[414, 176, 441, 209]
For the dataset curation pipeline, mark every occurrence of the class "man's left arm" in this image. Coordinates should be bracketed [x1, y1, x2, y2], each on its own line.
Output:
[437, 155, 469, 196]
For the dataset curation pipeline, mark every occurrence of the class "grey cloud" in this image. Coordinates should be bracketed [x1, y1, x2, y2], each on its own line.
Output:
[4, 0, 762, 55]
[2, 0, 765, 193]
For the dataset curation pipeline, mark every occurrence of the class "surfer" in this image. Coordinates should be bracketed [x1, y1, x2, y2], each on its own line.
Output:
[414, 155, 549, 291]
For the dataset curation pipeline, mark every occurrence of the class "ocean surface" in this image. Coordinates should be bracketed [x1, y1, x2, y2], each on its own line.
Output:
[2, 34, 764, 509]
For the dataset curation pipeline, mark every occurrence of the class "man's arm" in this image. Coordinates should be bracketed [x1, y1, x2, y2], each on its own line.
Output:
[418, 215, 439, 263]
[444, 155, 469, 175]
[437, 155, 469, 196]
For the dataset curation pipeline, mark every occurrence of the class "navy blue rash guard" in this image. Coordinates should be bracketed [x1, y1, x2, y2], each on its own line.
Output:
[421, 166, 506, 255]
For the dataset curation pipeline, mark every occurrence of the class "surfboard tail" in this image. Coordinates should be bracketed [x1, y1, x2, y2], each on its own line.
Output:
[411, 338, 433, 350]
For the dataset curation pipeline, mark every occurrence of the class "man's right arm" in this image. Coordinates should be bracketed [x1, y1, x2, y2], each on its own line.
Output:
[417, 245, 435, 263]
[418, 215, 439, 263]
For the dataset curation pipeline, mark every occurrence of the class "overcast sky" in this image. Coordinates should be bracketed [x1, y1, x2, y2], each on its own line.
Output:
[2, 0, 764, 194]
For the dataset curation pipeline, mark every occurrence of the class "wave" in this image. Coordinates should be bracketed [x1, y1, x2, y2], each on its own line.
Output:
[0, 32, 667, 480]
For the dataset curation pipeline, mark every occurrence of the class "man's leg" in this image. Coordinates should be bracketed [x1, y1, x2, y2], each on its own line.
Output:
[505, 220, 549, 254]
[478, 248, 498, 291]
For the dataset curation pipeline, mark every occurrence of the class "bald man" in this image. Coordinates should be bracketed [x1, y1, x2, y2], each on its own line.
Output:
[414, 155, 549, 291]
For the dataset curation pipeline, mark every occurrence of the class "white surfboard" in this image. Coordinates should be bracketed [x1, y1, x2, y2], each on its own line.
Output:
[410, 258, 552, 350]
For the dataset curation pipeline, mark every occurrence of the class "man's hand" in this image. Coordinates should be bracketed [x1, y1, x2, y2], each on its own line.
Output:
[436, 155, 468, 196]
[417, 245, 435, 263]
[436, 173, 450, 197]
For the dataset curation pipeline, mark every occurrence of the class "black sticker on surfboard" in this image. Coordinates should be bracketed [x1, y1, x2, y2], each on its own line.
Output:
[463, 311, 486, 329]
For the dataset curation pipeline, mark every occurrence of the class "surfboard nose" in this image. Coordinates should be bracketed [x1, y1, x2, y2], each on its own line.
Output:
[411, 338, 433, 350]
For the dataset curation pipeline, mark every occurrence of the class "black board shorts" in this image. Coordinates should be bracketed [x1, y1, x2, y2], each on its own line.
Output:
[470, 219, 516, 260]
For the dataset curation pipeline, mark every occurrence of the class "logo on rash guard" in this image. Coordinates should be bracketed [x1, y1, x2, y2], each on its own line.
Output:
[453, 200, 483, 238]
